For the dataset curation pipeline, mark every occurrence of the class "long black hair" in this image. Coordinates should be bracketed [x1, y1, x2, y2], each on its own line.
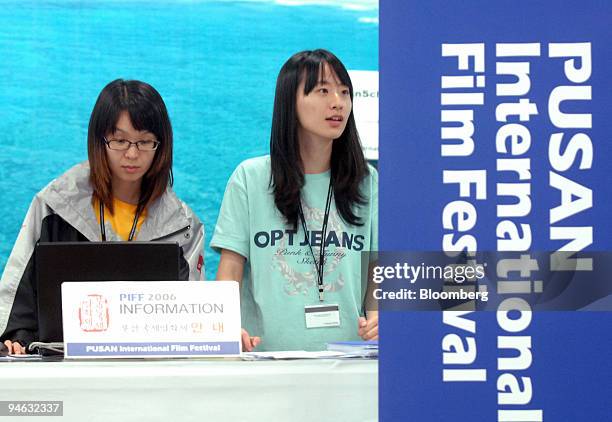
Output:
[270, 49, 369, 228]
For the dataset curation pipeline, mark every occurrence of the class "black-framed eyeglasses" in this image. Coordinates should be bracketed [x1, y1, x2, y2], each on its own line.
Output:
[103, 136, 160, 151]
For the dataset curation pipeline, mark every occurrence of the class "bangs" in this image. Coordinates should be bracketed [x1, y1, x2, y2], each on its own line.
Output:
[106, 90, 163, 140]
[301, 52, 353, 97]
[124, 98, 162, 138]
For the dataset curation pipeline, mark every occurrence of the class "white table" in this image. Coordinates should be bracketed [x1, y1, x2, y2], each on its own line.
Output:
[0, 359, 377, 421]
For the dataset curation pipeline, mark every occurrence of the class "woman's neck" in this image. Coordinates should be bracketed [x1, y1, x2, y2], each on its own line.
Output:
[298, 129, 333, 174]
[111, 178, 141, 205]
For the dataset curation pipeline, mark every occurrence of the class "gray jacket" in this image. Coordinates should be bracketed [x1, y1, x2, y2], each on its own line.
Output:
[0, 162, 204, 345]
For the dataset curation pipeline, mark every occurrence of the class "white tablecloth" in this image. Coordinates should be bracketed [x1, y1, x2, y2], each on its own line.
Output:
[0, 358, 377, 422]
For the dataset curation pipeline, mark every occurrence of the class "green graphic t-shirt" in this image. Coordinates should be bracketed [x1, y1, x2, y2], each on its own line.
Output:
[211, 155, 378, 351]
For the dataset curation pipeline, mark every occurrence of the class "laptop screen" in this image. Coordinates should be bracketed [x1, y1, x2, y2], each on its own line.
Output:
[35, 241, 181, 343]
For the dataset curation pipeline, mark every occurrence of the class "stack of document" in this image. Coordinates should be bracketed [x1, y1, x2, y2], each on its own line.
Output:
[326, 340, 378, 358]
[241, 341, 378, 360]
[242, 350, 346, 360]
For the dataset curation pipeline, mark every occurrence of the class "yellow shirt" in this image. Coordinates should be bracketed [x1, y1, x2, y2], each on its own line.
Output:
[94, 198, 147, 241]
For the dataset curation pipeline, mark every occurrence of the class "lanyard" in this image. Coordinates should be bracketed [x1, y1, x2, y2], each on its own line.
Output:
[298, 180, 333, 302]
[99, 201, 141, 242]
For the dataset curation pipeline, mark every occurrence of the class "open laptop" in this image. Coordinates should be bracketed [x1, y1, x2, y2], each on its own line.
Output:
[35, 241, 181, 348]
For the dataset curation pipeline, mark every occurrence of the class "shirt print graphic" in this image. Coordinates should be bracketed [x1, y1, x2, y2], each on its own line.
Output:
[272, 202, 354, 297]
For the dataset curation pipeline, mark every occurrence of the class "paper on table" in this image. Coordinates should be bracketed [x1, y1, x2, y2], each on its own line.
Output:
[326, 340, 378, 358]
[0, 354, 43, 362]
[241, 350, 346, 360]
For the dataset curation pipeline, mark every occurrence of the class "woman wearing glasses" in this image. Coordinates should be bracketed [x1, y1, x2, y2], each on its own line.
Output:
[212, 50, 378, 352]
[0, 79, 204, 354]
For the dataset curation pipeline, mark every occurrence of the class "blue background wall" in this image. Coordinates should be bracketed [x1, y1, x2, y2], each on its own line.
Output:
[0, 0, 378, 280]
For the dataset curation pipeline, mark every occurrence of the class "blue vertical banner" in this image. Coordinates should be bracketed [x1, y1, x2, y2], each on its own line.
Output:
[380, 1, 612, 421]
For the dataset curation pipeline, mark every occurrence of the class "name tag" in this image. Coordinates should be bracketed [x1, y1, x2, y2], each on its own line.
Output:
[62, 281, 242, 359]
[304, 304, 340, 329]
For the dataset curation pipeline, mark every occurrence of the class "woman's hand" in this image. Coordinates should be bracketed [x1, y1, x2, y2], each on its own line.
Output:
[3, 340, 26, 355]
[357, 311, 379, 341]
[241, 329, 261, 352]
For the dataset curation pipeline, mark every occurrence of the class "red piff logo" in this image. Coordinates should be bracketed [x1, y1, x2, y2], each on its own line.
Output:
[78, 294, 110, 332]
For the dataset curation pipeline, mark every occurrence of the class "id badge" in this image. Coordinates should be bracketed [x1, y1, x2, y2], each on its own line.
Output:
[304, 304, 340, 328]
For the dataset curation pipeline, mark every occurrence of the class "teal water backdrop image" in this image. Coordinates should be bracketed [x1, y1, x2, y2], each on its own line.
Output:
[0, 0, 378, 279]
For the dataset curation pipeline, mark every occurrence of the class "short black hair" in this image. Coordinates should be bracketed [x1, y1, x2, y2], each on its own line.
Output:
[88, 79, 173, 214]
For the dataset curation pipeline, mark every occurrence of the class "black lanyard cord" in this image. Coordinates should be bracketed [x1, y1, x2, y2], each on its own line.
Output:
[99, 201, 141, 242]
[298, 180, 333, 302]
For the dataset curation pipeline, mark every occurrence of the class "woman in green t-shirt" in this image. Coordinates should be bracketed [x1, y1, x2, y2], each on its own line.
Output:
[213, 50, 378, 351]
